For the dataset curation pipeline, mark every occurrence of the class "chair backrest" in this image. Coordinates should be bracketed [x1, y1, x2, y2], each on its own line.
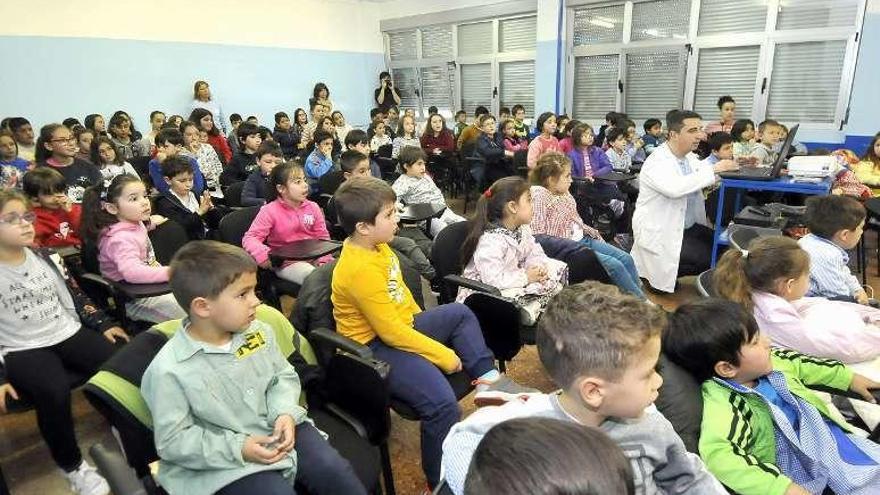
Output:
[376, 144, 393, 159]
[696, 269, 716, 298]
[218, 206, 260, 247]
[148, 220, 190, 265]
[224, 181, 246, 208]
[431, 220, 472, 303]
[654, 352, 703, 454]
[728, 225, 782, 252]
[463, 292, 523, 362]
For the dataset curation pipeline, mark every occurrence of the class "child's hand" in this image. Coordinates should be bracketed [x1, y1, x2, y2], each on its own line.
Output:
[584, 226, 602, 240]
[242, 434, 287, 465]
[832, 187, 844, 196]
[504, 150, 514, 158]
[272, 414, 296, 452]
[156, 151, 168, 163]
[103, 326, 130, 344]
[850, 374, 880, 403]
[784, 483, 811, 495]
[446, 356, 463, 374]
[61, 196, 73, 212]
[259, 260, 273, 270]
[198, 192, 214, 216]
[855, 289, 870, 305]
[149, 215, 168, 226]
[0, 384, 19, 414]
[713, 159, 739, 174]
[526, 265, 548, 284]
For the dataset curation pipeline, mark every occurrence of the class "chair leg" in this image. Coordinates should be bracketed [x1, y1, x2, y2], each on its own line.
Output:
[379, 442, 397, 495]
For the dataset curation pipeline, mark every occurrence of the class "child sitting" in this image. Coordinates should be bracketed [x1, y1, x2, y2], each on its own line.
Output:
[529, 152, 644, 299]
[304, 130, 336, 193]
[463, 417, 633, 495]
[605, 127, 633, 172]
[153, 156, 217, 241]
[442, 281, 724, 495]
[180, 120, 224, 199]
[242, 143, 282, 207]
[474, 114, 515, 187]
[0, 189, 128, 495]
[798, 195, 868, 303]
[0, 130, 30, 189]
[526, 112, 560, 169]
[242, 161, 331, 284]
[731, 118, 757, 158]
[107, 114, 147, 160]
[392, 146, 465, 237]
[141, 241, 366, 495]
[703, 132, 734, 166]
[453, 110, 468, 140]
[368, 121, 392, 153]
[90, 136, 139, 180]
[624, 119, 646, 163]
[23, 168, 82, 248]
[391, 115, 420, 159]
[222, 122, 262, 185]
[499, 119, 528, 153]
[73, 126, 94, 164]
[642, 118, 665, 156]
[715, 236, 880, 364]
[272, 111, 299, 159]
[80, 175, 186, 323]
[510, 104, 530, 141]
[752, 119, 785, 166]
[663, 298, 880, 495]
[149, 128, 206, 197]
[331, 176, 532, 489]
[457, 177, 567, 324]
[344, 129, 382, 179]
[557, 119, 580, 155]
[35, 124, 102, 204]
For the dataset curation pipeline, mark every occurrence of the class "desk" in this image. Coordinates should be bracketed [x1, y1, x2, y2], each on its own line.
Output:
[399, 203, 446, 223]
[269, 239, 342, 267]
[113, 281, 172, 298]
[711, 176, 831, 266]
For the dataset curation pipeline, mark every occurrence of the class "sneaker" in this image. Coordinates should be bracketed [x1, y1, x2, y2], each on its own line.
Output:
[65, 460, 110, 495]
[473, 375, 540, 407]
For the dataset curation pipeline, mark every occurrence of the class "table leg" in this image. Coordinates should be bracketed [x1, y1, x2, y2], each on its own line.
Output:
[711, 182, 729, 267]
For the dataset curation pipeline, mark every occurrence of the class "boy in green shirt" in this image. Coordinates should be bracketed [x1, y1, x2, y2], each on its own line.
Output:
[141, 241, 365, 495]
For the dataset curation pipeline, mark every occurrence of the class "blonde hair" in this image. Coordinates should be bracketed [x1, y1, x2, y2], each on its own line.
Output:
[713, 236, 809, 311]
[529, 152, 570, 187]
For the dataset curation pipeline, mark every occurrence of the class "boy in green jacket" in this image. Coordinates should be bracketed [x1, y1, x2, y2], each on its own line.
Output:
[663, 299, 880, 495]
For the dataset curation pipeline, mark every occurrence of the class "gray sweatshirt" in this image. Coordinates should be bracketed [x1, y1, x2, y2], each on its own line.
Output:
[441, 391, 725, 495]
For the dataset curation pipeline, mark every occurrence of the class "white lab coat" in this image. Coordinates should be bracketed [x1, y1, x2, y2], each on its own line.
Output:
[631, 143, 717, 292]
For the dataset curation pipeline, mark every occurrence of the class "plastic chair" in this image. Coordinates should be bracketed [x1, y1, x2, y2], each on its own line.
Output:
[84, 306, 384, 495]
[696, 269, 716, 298]
[727, 224, 783, 252]
[223, 181, 246, 208]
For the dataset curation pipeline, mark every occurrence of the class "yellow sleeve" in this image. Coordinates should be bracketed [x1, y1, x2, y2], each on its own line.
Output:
[349, 265, 459, 372]
[854, 161, 880, 186]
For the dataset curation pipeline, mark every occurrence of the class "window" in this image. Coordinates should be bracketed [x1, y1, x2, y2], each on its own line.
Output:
[383, 13, 537, 121]
[567, 0, 865, 130]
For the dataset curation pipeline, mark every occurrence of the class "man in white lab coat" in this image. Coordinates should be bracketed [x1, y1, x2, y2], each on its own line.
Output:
[631, 110, 739, 293]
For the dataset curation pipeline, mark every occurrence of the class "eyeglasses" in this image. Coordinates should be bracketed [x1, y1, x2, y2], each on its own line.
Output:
[50, 136, 77, 144]
[0, 212, 36, 225]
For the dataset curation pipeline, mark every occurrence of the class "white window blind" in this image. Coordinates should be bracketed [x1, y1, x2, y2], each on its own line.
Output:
[776, 0, 861, 31]
[693, 46, 760, 119]
[697, 0, 768, 35]
[391, 67, 420, 110]
[420, 65, 454, 116]
[460, 63, 493, 115]
[458, 22, 493, 57]
[572, 55, 620, 120]
[630, 0, 691, 41]
[766, 40, 847, 124]
[499, 16, 537, 52]
[388, 30, 417, 61]
[572, 4, 625, 46]
[500, 61, 535, 116]
[421, 25, 453, 59]
[624, 50, 687, 120]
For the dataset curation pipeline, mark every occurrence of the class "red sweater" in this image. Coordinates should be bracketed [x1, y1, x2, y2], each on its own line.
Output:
[207, 134, 232, 163]
[421, 130, 455, 153]
[33, 205, 82, 248]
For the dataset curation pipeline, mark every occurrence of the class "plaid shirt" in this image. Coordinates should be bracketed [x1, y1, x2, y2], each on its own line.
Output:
[530, 186, 600, 240]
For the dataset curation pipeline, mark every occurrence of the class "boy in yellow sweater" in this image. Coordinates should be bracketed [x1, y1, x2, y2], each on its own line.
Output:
[330, 176, 533, 489]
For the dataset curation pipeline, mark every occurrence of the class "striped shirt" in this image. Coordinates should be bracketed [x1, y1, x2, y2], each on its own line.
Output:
[798, 233, 861, 298]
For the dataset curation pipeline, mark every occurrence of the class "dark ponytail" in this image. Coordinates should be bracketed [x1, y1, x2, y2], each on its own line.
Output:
[461, 176, 530, 266]
[80, 174, 143, 243]
[266, 159, 304, 202]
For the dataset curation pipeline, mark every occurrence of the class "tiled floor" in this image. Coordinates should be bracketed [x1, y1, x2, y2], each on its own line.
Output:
[4, 203, 877, 494]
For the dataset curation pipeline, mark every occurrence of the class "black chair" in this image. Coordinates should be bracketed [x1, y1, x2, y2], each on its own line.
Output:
[727, 224, 782, 253]
[458, 142, 485, 214]
[149, 219, 190, 265]
[431, 221, 525, 371]
[224, 180, 246, 208]
[863, 198, 880, 277]
[128, 156, 153, 185]
[374, 144, 398, 182]
[217, 207, 301, 309]
[84, 308, 384, 495]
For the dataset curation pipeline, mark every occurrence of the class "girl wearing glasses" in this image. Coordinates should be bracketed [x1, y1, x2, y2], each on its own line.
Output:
[0, 189, 129, 494]
[34, 124, 101, 204]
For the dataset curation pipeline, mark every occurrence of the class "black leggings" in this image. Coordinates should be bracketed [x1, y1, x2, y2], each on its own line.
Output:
[4, 328, 118, 471]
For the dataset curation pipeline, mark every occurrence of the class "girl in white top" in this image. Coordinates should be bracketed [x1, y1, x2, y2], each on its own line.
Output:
[180, 121, 224, 198]
[90, 136, 139, 181]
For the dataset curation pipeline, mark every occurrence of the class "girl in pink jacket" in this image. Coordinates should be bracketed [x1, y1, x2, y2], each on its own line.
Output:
[242, 161, 332, 284]
[81, 175, 186, 323]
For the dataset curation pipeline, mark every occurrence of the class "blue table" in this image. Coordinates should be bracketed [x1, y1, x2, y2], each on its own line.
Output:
[710, 176, 832, 266]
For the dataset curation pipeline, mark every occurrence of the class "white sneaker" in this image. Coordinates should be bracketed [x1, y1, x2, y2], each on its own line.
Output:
[64, 460, 110, 495]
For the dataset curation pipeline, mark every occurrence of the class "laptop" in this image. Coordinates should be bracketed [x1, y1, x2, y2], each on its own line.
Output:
[718, 123, 799, 181]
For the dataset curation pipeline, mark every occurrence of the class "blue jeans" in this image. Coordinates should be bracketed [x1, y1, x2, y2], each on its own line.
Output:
[216, 422, 366, 495]
[367, 303, 495, 488]
[579, 237, 645, 299]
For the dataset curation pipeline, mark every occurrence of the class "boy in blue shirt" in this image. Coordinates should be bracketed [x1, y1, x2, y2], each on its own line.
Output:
[641, 118, 665, 156]
[798, 195, 868, 304]
[141, 241, 365, 495]
[305, 130, 335, 194]
[664, 299, 880, 495]
[702, 132, 734, 166]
